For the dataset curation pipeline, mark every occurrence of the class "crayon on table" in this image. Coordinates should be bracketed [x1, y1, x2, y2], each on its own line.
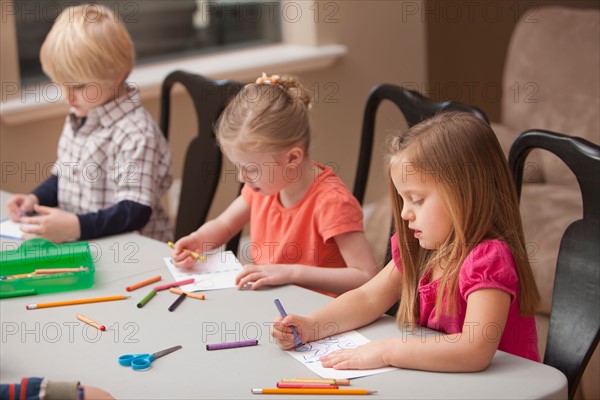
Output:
[137, 290, 157, 308]
[206, 339, 258, 351]
[26, 295, 129, 310]
[166, 241, 207, 262]
[251, 388, 376, 395]
[126, 275, 162, 291]
[274, 299, 302, 347]
[76, 313, 106, 331]
[153, 278, 195, 291]
[280, 378, 351, 386]
[276, 383, 338, 389]
[169, 287, 205, 300]
[168, 293, 187, 312]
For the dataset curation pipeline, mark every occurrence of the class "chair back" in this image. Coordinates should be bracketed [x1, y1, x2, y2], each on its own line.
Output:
[160, 70, 243, 253]
[509, 129, 600, 400]
[354, 83, 489, 205]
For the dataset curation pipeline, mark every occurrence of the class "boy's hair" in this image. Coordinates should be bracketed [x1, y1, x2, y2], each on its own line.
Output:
[215, 74, 312, 155]
[387, 112, 540, 325]
[40, 4, 134, 84]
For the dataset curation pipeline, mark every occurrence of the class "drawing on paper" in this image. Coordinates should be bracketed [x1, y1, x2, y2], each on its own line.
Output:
[293, 334, 358, 363]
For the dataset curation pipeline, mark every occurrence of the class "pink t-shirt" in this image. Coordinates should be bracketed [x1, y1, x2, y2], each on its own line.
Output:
[391, 234, 540, 362]
[241, 162, 364, 269]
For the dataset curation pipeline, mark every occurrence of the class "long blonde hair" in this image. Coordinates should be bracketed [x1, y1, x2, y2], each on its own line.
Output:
[388, 112, 539, 325]
[40, 4, 134, 84]
[215, 74, 312, 155]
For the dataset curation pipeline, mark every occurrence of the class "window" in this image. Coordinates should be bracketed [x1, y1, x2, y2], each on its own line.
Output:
[13, 0, 282, 84]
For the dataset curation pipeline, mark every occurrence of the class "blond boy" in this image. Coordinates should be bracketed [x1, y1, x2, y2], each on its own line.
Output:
[7, 4, 172, 242]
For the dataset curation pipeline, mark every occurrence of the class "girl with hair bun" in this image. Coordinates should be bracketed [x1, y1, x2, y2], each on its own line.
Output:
[172, 73, 377, 296]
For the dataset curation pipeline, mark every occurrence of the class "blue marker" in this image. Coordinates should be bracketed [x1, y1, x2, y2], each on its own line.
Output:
[274, 299, 302, 347]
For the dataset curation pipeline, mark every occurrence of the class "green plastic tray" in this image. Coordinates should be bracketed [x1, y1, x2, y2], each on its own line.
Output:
[0, 238, 95, 298]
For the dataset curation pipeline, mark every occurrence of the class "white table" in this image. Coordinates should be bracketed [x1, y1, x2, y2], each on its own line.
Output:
[0, 191, 567, 399]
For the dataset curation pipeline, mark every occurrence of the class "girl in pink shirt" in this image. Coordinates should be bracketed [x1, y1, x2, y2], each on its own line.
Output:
[172, 74, 377, 296]
[273, 112, 541, 371]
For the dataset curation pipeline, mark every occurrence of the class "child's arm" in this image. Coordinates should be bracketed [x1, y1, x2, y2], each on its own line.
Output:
[273, 259, 401, 348]
[319, 288, 511, 372]
[235, 231, 378, 294]
[173, 196, 250, 268]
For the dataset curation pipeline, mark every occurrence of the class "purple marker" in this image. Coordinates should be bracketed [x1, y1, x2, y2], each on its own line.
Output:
[206, 339, 258, 351]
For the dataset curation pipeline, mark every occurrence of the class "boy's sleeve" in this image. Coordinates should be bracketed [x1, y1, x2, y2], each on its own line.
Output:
[0, 377, 44, 400]
[30, 174, 59, 207]
[77, 200, 151, 240]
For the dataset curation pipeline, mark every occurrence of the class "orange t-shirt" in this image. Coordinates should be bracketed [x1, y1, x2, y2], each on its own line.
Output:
[241, 162, 364, 269]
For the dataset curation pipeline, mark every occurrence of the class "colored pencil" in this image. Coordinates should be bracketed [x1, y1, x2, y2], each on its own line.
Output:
[3, 267, 89, 280]
[168, 293, 187, 312]
[153, 278, 195, 291]
[280, 378, 351, 386]
[126, 275, 162, 291]
[274, 299, 302, 347]
[34, 267, 88, 275]
[206, 339, 258, 351]
[137, 290, 157, 308]
[251, 388, 376, 395]
[277, 383, 338, 389]
[76, 313, 106, 331]
[169, 287, 205, 300]
[167, 241, 207, 262]
[26, 295, 129, 310]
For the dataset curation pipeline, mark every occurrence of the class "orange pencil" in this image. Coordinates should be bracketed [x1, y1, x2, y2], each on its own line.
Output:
[169, 287, 205, 300]
[26, 295, 129, 310]
[126, 275, 162, 291]
[76, 313, 106, 331]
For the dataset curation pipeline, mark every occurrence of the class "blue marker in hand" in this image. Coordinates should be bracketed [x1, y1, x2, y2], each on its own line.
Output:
[274, 299, 302, 348]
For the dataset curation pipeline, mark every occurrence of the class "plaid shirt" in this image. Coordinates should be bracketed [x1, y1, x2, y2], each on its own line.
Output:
[52, 87, 173, 241]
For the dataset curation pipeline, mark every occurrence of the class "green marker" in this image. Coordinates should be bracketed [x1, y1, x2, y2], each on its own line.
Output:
[137, 289, 156, 308]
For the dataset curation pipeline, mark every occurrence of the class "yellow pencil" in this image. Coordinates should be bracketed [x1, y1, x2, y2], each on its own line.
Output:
[251, 388, 376, 395]
[26, 295, 130, 310]
[76, 313, 106, 331]
[34, 267, 89, 275]
[167, 241, 207, 262]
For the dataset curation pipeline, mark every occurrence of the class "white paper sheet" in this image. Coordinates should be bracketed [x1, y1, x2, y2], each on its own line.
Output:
[163, 250, 243, 291]
[285, 330, 397, 379]
[0, 219, 30, 240]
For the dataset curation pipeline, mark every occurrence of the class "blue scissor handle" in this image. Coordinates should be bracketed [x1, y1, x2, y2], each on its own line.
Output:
[118, 353, 153, 370]
[131, 354, 156, 371]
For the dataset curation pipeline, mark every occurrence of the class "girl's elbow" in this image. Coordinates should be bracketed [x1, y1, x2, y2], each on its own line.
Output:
[463, 346, 495, 372]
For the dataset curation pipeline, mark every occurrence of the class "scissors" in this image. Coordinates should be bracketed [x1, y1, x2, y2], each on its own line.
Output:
[118, 345, 182, 371]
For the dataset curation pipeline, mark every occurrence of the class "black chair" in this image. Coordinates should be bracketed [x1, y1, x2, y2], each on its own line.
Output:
[353, 84, 489, 205]
[509, 130, 600, 400]
[354, 84, 490, 317]
[160, 70, 244, 253]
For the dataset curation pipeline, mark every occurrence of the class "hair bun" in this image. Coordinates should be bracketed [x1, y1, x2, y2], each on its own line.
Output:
[255, 72, 312, 109]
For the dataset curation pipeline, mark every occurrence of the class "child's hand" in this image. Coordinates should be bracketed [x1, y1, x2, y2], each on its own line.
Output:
[272, 314, 312, 349]
[82, 385, 114, 400]
[235, 264, 296, 290]
[19, 205, 80, 243]
[6, 194, 38, 221]
[171, 234, 202, 269]
[319, 340, 389, 370]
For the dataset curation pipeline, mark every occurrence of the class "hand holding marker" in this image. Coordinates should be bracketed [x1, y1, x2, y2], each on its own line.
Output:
[274, 299, 303, 348]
